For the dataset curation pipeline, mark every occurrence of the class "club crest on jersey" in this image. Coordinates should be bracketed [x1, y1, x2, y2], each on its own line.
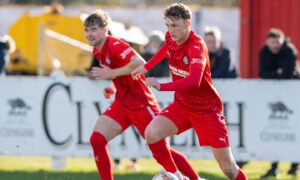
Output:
[105, 57, 111, 65]
[183, 56, 189, 65]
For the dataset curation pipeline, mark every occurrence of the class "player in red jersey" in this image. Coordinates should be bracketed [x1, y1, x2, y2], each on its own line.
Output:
[132, 3, 247, 180]
[84, 10, 201, 180]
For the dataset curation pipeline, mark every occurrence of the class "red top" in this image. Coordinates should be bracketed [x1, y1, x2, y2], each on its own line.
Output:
[93, 36, 158, 110]
[145, 31, 222, 113]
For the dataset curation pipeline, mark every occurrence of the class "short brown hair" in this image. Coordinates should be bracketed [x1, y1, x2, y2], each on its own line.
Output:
[84, 10, 111, 28]
[267, 28, 284, 39]
[163, 3, 192, 20]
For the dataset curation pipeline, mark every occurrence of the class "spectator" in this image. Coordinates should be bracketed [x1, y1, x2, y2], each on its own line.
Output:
[204, 26, 237, 78]
[259, 28, 299, 178]
[0, 34, 16, 75]
[142, 30, 169, 77]
[259, 28, 299, 79]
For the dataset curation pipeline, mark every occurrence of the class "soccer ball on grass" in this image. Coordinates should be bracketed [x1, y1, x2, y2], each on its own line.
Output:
[152, 171, 179, 180]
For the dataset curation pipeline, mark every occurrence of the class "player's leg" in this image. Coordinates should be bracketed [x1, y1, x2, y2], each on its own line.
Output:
[144, 103, 190, 144]
[145, 115, 178, 144]
[170, 148, 199, 180]
[145, 115, 199, 179]
[145, 115, 183, 177]
[154, 104, 199, 180]
[124, 158, 139, 171]
[261, 161, 278, 178]
[129, 106, 179, 174]
[113, 158, 121, 170]
[144, 103, 196, 179]
[90, 101, 131, 180]
[212, 147, 247, 180]
[191, 111, 247, 180]
[90, 115, 122, 180]
[287, 162, 299, 176]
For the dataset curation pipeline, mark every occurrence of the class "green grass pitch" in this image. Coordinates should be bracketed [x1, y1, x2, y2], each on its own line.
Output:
[0, 156, 299, 179]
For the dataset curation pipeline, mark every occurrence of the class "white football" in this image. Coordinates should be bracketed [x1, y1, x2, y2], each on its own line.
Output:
[152, 171, 179, 180]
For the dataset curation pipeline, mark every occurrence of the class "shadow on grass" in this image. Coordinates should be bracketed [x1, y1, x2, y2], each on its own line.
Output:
[0, 170, 226, 180]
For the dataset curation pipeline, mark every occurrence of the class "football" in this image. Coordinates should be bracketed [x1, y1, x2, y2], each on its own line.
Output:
[152, 171, 179, 180]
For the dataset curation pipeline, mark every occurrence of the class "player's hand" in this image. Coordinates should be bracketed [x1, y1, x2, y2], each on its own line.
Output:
[131, 65, 147, 80]
[90, 67, 103, 80]
[103, 86, 116, 99]
[145, 77, 160, 90]
[90, 65, 116, 80]
[86, 70, 95, 79]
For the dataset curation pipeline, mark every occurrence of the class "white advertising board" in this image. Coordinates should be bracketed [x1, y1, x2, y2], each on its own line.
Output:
[0, 77, 299, 161]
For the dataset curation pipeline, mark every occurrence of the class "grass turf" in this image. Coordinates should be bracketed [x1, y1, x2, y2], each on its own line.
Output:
[0, 156, 299, 179]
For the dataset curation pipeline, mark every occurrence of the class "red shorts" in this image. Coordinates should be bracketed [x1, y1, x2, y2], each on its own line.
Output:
[103, 100, 160, 137]
[160, 102, 229, 148]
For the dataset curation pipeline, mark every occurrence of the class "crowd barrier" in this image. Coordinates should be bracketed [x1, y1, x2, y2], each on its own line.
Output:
[0, 77, 299, 162]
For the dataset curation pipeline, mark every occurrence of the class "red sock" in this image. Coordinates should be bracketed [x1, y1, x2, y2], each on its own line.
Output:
[170, 148, 199, 180]
[148, 140, 177, 173]
[235, 169, 247, 180]
[90, 132, 113, 180]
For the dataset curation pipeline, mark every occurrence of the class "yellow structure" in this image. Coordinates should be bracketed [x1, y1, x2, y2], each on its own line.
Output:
[8, 11, 92, 75]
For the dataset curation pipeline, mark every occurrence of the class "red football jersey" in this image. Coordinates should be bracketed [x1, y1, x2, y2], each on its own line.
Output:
[161, 31, 223, 113]
[93, 36, 158, 109]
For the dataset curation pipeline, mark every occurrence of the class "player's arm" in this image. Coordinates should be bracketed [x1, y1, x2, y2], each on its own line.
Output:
[90, 54, 144, 80]
[132, 43, 168, 80]
[158, 45, 205, 91]
[110, 53, 145, 77]
[91, 39, 145, 80]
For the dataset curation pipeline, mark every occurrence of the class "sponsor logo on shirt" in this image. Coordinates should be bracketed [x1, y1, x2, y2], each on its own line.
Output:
[183, 56, 189, 65]
[120, 47, 132, 59]
[191, 58, 205, 64]
[169, 65, 189, 78]
[113, 42, 120, 45]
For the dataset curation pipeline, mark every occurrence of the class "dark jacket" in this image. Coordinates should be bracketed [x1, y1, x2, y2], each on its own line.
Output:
[0, 42, 8, 73]
[209, 46, 237, 78]
[259, 40, 298, 79]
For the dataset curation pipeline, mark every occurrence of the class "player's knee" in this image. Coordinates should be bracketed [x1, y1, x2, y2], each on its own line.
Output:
[89, 133, 98, 147]
[90, 132, 107, 147]
[145, 126, 161, 144]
